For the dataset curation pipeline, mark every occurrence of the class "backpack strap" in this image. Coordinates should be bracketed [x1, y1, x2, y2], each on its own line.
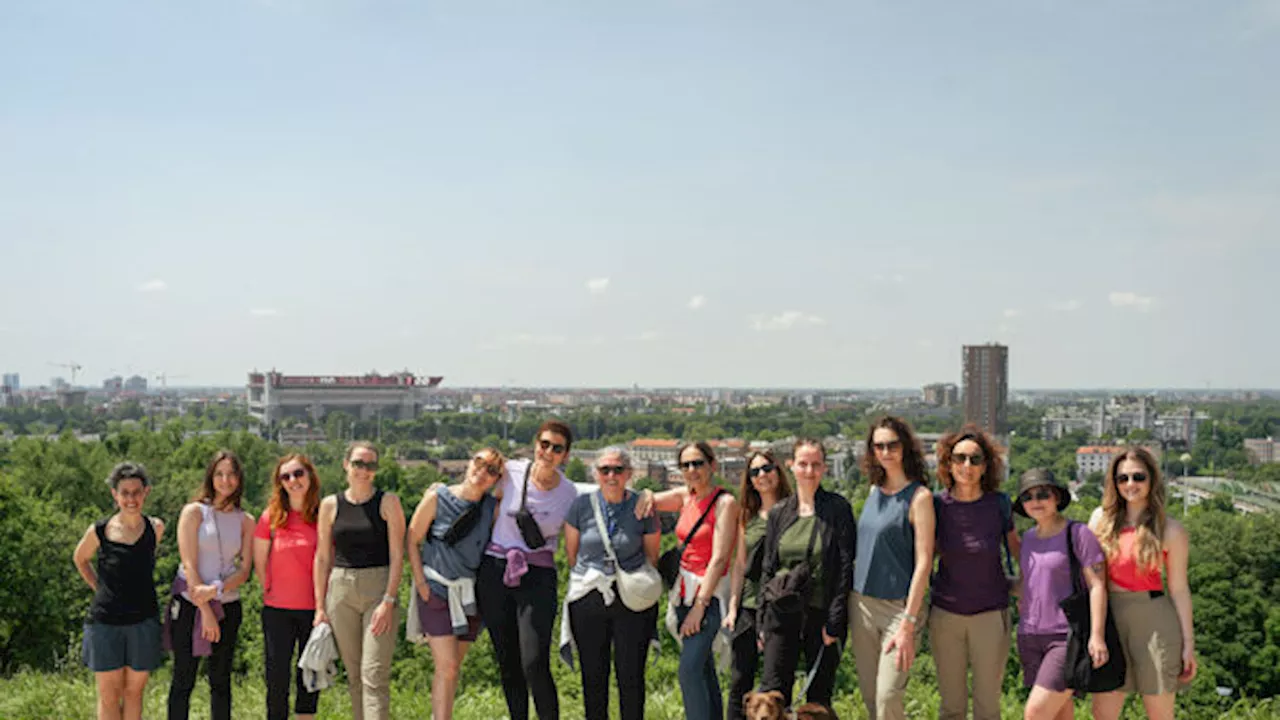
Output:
[996, 492, 1015, 577]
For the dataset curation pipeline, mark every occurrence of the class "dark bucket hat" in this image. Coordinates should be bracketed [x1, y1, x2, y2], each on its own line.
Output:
[1012, 467, 1070, 517]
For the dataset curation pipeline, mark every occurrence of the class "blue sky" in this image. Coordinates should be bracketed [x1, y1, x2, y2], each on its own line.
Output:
[2, 0, 1277, 389]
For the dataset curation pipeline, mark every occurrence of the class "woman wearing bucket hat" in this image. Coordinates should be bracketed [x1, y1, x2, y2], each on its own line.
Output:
[1014, 468, 1108, 720]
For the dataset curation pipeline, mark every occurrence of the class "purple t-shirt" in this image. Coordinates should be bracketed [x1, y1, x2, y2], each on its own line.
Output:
[931, 491, 1014, 616]
[1018, 522, 1105, 636]
[488, 459, 579, 555]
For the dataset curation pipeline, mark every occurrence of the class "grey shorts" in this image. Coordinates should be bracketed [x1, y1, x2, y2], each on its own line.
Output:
[82, 618, 163, 672]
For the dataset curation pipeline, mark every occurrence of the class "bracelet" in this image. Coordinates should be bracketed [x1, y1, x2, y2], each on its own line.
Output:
[899, 612, 918, 625]
[695, 595, 711, 608]
[382, 594, 398, 606]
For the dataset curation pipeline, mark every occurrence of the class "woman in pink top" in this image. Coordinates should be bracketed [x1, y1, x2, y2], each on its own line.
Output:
[253, 454, 321, 720]
[639, 441, 739, 720]
[1088, 447, 1196, 720]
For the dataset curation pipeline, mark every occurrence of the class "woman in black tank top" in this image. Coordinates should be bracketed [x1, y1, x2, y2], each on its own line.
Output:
[313, 441, 406, 720]
[73, 461, 166, 720]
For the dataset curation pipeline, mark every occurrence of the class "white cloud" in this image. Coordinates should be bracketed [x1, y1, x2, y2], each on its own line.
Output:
[249, 308, 280, 317]
[630, 330, 660, 342]
[1002, 309, 1021, 319]
[1108, 292, 1156, 312]
[585, 277, 610, 295]
[688, 295, 706, 310]
[137, 279, 167, 293]
[749, 311, 827, 332]
[1050, 299, 1083, 312]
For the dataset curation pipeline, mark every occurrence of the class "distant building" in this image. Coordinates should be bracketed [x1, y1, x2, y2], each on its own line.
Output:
[963, 343, 1008, 437]
[1153, 407, 1209, 446]
[628, 438, 680, 465]
[1244, 437, 1279, 465]
[104, 376, 124, 393]
[0, 386, 14, 408]
[1076, 444, 1163, 481]
[923, 383, 959, 407]
[246, 370, 443, 427]
[56, 389, 87, 409]
[278, 425, 328, 447]
[124, 375, 148, 393]
[51, 377, 70, 391]
[1, 373, 18, 391]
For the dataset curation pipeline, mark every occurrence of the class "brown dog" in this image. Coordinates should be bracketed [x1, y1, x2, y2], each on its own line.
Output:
[743, 691, 838, 720]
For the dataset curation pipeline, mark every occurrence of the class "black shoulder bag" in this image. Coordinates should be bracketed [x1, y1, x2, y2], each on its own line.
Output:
[1059, 521, 1126, 692]
[657, 488, 723, 589]
[760, 511, 821, 634]
[514, 462, 547, 550]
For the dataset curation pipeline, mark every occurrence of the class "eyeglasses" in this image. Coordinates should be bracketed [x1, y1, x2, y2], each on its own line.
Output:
[349, 459, 379, 471]
[873, 440, 902, 453]
[115, 489, 146, 499]
[679, 459, 708, 471]
[278, 468, 307, 482]
[951, 452, 986, 466]
[472, 457, 502, 478]
[1020, 488, 1055, 503]
[597, 465, 628, 476]
[538, 438, 567, 454]
[748, 463, 777, 478]
[1116, 472, 1148, 485]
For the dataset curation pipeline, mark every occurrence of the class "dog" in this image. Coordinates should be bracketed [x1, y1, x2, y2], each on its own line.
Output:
[743, 690, 839, 720]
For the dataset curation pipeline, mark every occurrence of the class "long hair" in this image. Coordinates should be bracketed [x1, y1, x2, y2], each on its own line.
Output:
[267, 453, 321, 529]
[862, 415, 928, 487]
[194, 449, 244, 509]
[1095, 446, 1166, 570]
[738, 450, 792, 528]
[936, 425, 1005, 493]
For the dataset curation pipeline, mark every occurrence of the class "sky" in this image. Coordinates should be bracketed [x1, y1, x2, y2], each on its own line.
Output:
[2, 0, 1278, 390]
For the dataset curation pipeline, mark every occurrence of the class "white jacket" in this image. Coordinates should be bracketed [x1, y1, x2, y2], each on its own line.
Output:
[298, 622, 339, 693]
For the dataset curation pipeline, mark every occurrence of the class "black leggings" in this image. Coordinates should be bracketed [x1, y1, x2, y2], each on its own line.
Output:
[262, 605, 320, 720]
[167, 596, 243, 720]
[727, 607, 760, 720]
[759, 610, 841, 709]
[567, 589, 658, 720]
[477, 557, 559, 720]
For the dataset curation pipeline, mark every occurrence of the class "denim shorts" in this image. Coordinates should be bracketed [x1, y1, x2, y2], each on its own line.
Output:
[82, 618, 163, 672]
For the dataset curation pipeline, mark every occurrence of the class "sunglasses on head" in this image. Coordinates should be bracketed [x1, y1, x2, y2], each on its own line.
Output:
[538, 438, 567, 454]
[873, 440, 902, 453]
[951, 452, 986, 466]
[278, 468, 307, 482]
[597, 465, 628, 476]
[679, 458, 707, 471]
[1020, 487, 1055, 503]
[349, 459, 378, 471]
[1116, 472, 1148, 485]
[748, 463, 777, 478]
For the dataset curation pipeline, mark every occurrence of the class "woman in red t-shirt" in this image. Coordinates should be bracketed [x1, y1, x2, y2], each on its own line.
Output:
[252, 454, 321, 720]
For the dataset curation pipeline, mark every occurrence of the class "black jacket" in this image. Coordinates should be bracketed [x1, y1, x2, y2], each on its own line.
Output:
[757, 487, 856, 639]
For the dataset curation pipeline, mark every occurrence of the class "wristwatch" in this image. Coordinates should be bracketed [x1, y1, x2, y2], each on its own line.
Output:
[382, 594, 398, 606]
[900, 612, 919, 625]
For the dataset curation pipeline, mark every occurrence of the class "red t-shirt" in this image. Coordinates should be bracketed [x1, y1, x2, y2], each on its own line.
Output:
[676, 489, 723, 577]
[254, 510, 319, 610]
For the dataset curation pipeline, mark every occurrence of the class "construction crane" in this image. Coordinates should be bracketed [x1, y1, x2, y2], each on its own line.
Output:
[49, 361, 83, 385]
[154, 372, 189, 391]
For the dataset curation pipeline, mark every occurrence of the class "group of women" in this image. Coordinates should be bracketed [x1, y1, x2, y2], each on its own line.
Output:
[73, 416, 1197, 720]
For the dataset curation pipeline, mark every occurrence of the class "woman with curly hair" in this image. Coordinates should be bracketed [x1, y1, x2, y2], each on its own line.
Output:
[851, 416, 935, 720]
[930, 425, 1019, 720]
[1088, 447, 1196, 720]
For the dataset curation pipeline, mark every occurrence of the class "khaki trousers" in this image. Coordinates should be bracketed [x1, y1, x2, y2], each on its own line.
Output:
[328, 566, 397, 720]
[928, 606, 1010, 720]
[850, 593, 927, 720]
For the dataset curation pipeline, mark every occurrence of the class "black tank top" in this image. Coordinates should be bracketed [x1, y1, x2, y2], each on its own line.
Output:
[333, 489, 390, 568]
[88, 517, 158, 625]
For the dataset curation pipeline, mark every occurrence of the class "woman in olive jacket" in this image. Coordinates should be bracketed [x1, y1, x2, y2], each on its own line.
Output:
[756, 438, 856, 711]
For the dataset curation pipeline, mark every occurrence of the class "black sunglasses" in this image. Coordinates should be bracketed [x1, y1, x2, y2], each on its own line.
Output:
[538, 438, 567, 454]
[1020, 487, 1055, 503]
[873, 440, 903, 453]
[679, 459, 708, 471]
[472, 457, 502, 478]
[597, 465, 628, 476]
[349, 459, 379, 471]
[1116, 472, 1148, 485]
[278, 468, 307, 482]
[748, 463, 777, 478]
[951, 452, 986, 466]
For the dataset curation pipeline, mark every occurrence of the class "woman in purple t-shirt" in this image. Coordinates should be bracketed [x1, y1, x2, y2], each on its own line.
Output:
[930, 425, 1020, 720]
[1013, 468, 1108, 720]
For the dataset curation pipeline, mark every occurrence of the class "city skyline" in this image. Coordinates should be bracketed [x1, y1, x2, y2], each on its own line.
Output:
[3, 3, 1278, 389]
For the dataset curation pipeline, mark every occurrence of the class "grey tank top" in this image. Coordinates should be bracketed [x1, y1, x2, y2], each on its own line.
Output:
[854, 481, 921, 599]
[420, 489, 497, 598]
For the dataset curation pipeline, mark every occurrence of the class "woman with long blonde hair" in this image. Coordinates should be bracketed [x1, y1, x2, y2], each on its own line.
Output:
[1088, 447, 1196, 720]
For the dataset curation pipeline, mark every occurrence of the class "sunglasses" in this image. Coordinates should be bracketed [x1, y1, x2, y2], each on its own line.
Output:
[538, 439, 567, 454]
[278, 468, 308, 482]
[1020, 487, 1055, 503]
[748, 463, 777, 478]
[115, 489, 146, 499]
[873, 440, 902, 453]
[679, 459, 708, 471]
[472, 457, 502, 478]
[1116, 472, 1148, 485]
[597, 465, 628, 476]
[349, 459, 379, 471]
[951, 452, 986, 467]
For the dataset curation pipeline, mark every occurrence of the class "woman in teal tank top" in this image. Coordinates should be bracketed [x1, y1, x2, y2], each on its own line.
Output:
[724, 450, 792, 720]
